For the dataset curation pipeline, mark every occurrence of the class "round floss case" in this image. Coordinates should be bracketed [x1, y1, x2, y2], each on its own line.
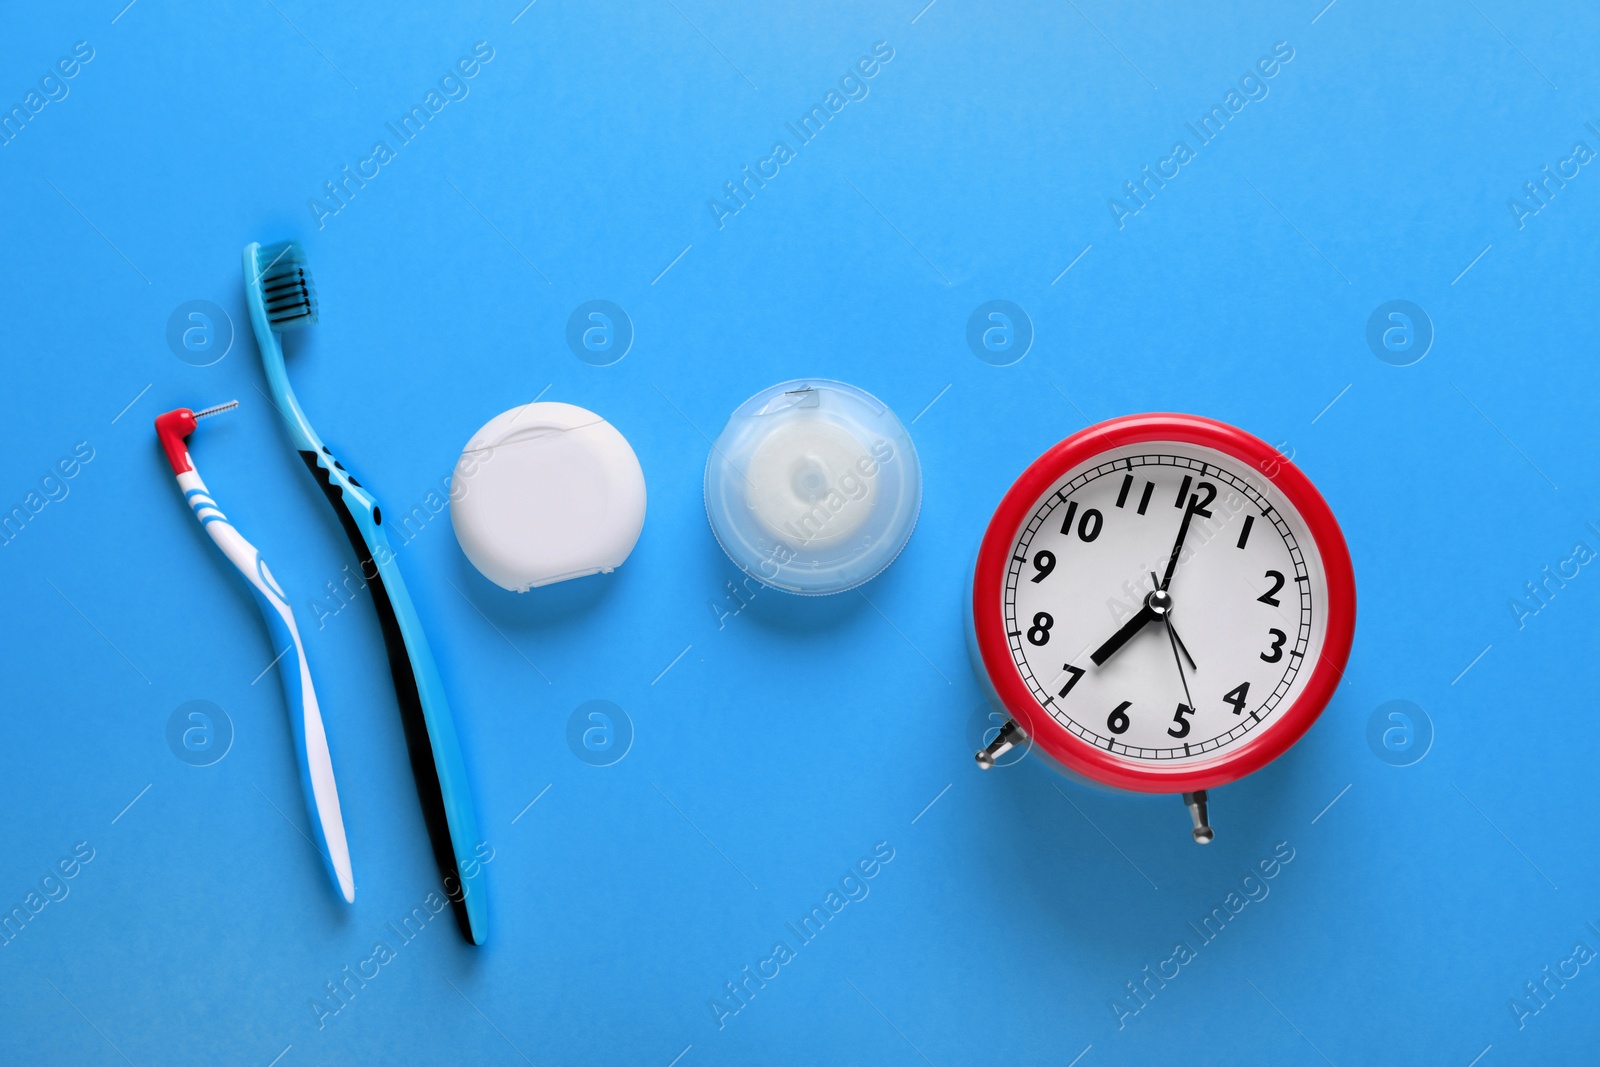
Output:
[704, 379, 921, 595]
[451, 402, 646, 591]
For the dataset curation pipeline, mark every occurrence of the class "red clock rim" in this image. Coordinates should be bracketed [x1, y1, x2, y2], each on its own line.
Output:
[971, 412, 1356, 793]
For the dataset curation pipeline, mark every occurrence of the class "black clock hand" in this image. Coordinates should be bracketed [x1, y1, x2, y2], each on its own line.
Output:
[1090, 603, 1157, 666]
[1160, 496, 1198, 591]
[1145, 570, 1198, 673]
[1166, 618, 1195, 711]
[1167, 617, 1198, 672]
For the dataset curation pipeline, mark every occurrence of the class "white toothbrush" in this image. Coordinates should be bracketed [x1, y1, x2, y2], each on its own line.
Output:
[156, 400, 355, 903]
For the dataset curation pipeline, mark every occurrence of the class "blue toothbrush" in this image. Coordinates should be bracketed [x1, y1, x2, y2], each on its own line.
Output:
[242, 240, 487, 944]
[156, 400, 356, 904]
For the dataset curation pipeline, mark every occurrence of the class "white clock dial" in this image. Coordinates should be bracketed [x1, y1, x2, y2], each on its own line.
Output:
[1003, 443, 1330, 764]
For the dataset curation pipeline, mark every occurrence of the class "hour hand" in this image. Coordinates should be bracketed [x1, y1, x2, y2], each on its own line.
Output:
[1090, 604, 1157, 666]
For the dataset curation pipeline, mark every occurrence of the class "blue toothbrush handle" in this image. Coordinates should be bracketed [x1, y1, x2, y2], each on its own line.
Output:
[298, 448, 489, 944]
[243, 239, 482, 940]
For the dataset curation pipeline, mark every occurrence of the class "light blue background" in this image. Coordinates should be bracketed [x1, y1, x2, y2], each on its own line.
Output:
[2, 2, 1597, 1064]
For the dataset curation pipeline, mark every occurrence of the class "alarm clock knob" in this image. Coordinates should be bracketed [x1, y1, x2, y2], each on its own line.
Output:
[975, 719, 1023, 770]
[1182, 791, 1214, 844]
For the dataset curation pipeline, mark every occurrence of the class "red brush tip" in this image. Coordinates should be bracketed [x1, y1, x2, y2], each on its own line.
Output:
[155, 408, 198, 475]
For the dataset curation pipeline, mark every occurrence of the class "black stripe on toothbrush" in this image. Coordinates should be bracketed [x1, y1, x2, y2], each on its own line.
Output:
[298, 450, 478, 944]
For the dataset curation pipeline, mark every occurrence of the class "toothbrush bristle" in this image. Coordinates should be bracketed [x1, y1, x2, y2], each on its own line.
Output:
[257, 240, 318, 332]
[194, 400, 239, 420]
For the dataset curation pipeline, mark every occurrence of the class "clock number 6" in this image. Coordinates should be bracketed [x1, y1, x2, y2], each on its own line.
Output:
[1261, 628, 1287, 663]
[1106, 701, 1131, 735]
[1027, 612, 1053, 646]
[1167, 702, 1193, 738]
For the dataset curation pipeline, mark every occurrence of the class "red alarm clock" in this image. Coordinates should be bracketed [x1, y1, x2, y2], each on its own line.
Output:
[969, 413, 1355, 842]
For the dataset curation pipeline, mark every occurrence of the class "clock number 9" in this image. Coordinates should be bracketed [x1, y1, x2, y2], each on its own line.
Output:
[1030, 550, 1055, 583]
[1026, 612, 1054, 646]
[1106, 701, 1131, 735]
[1261, 628, 1287, 663]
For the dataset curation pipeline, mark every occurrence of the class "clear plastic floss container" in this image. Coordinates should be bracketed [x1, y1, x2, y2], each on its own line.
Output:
[704, 379, 922, 595]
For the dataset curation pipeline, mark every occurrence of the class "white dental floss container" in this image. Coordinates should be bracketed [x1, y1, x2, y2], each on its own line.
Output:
[450, 402, 645, 591]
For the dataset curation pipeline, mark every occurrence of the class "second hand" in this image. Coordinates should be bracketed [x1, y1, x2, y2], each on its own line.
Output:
[1146, 570, 1198, 711]
[1166, 620, 1195, 712]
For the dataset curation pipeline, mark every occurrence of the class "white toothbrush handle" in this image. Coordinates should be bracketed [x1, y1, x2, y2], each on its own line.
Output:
[178, 468, 356, 903]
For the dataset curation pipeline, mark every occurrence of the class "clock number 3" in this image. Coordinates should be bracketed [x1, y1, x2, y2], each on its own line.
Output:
[1261, 628, 1287, 663]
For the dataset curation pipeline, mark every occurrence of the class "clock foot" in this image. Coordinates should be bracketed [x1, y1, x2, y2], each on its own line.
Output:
[1182, 791, 1214, 844]
[975, 719, 1023, 769]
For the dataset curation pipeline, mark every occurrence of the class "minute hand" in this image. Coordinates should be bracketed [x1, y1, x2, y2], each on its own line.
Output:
[1160, 497, 1199, 591]
[1090, 603, 1157, 666]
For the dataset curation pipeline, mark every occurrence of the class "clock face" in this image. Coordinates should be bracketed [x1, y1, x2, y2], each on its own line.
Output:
[1003, 443, 1329, 766]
